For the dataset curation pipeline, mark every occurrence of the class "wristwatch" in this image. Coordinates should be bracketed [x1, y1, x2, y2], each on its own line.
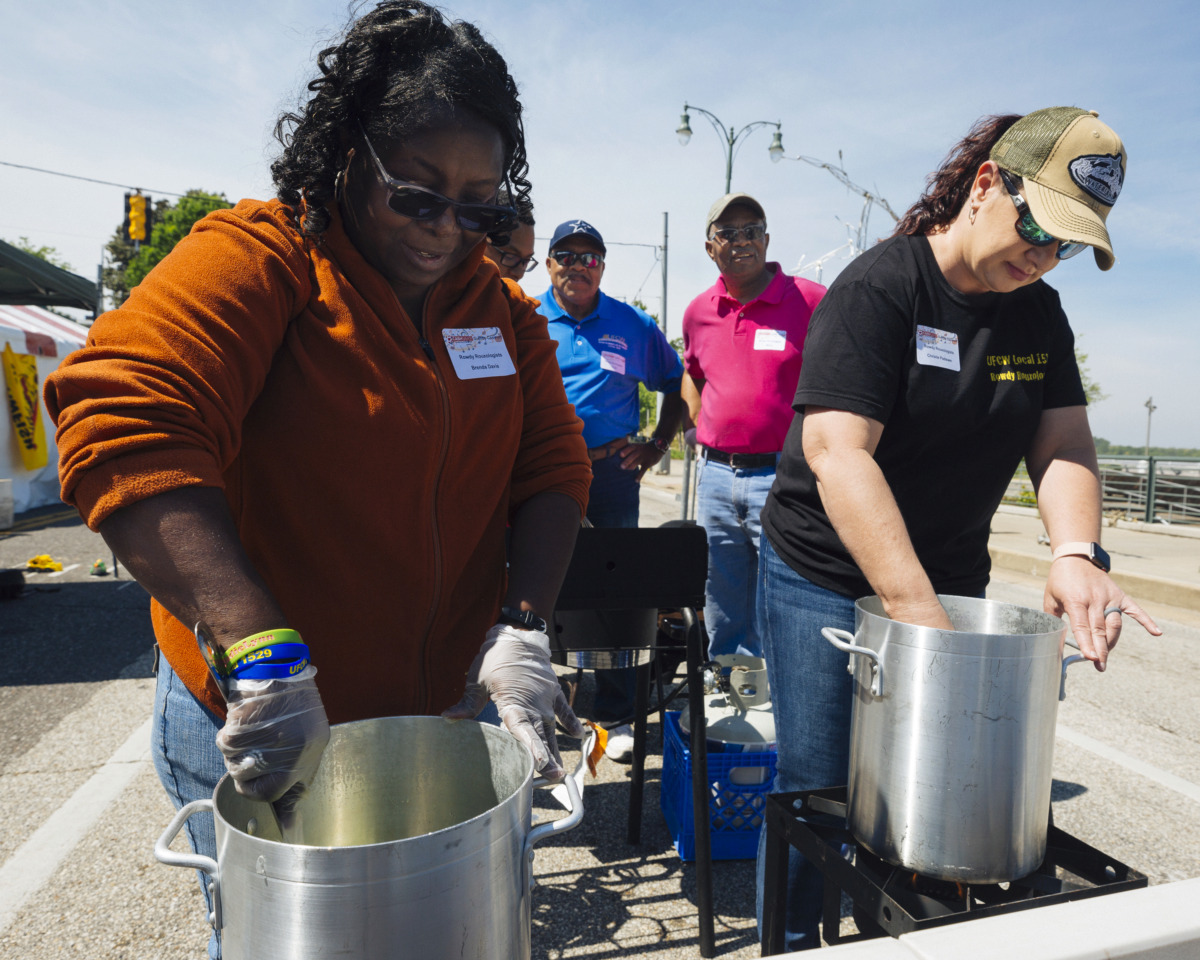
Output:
[499, 605, 548, 634]
[1051, 541, 1111, 573]
[652, 437, 671, 454]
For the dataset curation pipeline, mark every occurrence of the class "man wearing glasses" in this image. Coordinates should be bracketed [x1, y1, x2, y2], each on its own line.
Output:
[681, 193, 825, 661]
[537, 218, 684, 762]
[486, 188, 539, 282]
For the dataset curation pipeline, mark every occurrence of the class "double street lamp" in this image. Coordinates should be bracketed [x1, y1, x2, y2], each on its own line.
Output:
[675, 102, 784, 194]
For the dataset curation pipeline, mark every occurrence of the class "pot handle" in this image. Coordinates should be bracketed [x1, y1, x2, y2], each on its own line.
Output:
[1059, 653, 1088, 701]
[527, 726, 594, 849]
[154, 798, 222, 931]
[822, 627, 884, 697]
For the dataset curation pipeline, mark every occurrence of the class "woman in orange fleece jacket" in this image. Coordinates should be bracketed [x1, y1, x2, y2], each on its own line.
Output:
[45, 4, 590, 945]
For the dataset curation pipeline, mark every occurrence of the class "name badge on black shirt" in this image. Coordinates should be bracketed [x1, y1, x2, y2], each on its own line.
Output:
[915, 324, 960, 372]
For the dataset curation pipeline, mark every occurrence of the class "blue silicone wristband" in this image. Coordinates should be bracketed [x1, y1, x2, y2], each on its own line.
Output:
[228, 642, 310, 670]
[228, 657, 311, 681]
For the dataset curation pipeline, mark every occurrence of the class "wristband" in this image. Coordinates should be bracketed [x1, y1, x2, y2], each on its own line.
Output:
[229, 657, 311, 681]
[229, 642, 310, 669]
[225, 628, 302, 665]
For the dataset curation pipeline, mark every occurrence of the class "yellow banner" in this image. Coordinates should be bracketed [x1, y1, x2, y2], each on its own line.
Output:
[3, 342, 48, 470]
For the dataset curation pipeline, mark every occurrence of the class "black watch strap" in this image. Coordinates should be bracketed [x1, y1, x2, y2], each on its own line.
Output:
[500, 605, 547, 634]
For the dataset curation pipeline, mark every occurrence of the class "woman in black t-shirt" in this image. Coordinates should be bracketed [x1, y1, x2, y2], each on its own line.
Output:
[755, 108, 1160, 952]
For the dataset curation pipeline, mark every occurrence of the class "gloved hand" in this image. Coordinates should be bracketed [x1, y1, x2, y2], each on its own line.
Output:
[216, 664, 331, 815]
[443, 624, 584, 781]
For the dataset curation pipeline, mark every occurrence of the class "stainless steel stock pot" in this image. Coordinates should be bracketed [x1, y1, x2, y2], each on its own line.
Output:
[823, 595, 1086, 883]
[155, 716, 588, 960]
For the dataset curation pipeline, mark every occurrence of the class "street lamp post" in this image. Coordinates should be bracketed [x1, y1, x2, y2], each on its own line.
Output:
[1144, 396, 1157, 458]
[675, 103, 784, 194]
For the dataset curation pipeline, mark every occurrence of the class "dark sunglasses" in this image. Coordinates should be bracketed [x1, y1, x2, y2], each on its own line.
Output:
[709, 222, 766, 244]
[997, 169, 1087, 261]
[490, 246, 539, 271]
[550, 250, 604, 268]
[358, 126, 517, 235]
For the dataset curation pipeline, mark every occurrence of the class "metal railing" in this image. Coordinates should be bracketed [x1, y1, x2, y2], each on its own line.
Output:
[1004, 457, 1200, 526]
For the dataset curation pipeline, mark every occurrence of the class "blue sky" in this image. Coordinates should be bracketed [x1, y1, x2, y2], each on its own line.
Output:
[3, 0, 1196, 447]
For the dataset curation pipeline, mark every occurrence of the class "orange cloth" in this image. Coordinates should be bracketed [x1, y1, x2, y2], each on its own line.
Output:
[45, 199, 590, 722]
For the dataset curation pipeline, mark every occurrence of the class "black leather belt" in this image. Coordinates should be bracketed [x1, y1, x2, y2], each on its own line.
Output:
[702, 447, 778, 469]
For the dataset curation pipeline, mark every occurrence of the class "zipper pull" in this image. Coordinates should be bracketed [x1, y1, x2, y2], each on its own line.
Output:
[418, 336, 435, 361]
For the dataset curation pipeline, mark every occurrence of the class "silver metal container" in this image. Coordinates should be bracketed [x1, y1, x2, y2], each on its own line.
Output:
[823, 595, 1086, 883]
[155, 716, 586, 959]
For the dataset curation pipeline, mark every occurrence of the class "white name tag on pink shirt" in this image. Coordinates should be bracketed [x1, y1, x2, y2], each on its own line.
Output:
[753, 328, 787, 351]
[441, 327, 517, 379]
[915, 324, 960, 371]
[599, 350, 627, 375]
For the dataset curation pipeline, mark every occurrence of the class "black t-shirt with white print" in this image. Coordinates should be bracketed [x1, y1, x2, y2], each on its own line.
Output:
[761, 233, 1086, 600]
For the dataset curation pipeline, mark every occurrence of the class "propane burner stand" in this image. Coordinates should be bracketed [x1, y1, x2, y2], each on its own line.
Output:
[761, 787, 1147, 951]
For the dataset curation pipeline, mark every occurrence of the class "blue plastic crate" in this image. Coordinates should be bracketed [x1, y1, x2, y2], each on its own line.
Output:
[660, 710, 778, 861]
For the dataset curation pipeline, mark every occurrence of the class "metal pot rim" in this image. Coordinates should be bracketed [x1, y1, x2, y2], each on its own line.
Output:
[214, 716, 535, 849]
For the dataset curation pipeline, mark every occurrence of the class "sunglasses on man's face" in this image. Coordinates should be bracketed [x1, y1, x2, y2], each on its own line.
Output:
[550, 250, 604, 269]
[359, 126, 516, 234]
[709, 222, 766, 244]
[997, 169, 1087, 261]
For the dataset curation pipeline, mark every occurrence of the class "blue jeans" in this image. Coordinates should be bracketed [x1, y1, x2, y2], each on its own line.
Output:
[695, 455, 777, 660]
[755, 536, 856, 951]
[586, 454, 640, 724]
[152, 657, 226, 959]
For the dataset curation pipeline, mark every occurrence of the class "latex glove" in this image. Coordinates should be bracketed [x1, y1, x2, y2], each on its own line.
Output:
[443, 624, 584, 780]
[216, 665, 331, 814]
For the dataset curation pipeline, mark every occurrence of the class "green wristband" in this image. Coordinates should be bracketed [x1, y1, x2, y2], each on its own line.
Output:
[226, 628, 303, 666]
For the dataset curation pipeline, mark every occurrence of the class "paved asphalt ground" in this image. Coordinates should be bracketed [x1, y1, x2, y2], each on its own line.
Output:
[1, 466, 1198, 959]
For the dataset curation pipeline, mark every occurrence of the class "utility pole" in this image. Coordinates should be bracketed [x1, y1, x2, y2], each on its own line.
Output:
[660, 212, 669, 337]
[656, 211, 672, 475]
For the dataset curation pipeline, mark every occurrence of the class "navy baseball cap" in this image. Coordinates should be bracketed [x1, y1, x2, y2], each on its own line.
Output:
[548, 219, 606, 254]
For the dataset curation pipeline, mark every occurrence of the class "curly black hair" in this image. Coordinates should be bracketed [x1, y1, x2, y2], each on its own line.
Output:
[271, 1, 530, 239]
[893, 114, 1021, 237]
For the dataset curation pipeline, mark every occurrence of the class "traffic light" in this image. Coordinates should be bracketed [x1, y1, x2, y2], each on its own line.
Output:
[123, 192, 152, 244]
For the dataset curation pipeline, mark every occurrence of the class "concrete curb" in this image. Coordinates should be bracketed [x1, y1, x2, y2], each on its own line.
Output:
[988, 546, 1200, 611]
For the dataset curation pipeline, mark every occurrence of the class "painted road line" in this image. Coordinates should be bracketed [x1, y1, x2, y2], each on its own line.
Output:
[0, 507, 80, 534]
[48, 563, 80, 577]
[1057, 722, 1200, 805]
[0, 718, 152, 935]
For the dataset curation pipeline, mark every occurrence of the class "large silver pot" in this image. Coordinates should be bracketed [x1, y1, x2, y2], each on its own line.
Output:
[155, 716, 588, 959]
[823, 595, 1086, 883]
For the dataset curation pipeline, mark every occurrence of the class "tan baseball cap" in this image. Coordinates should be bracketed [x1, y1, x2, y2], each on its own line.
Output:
[990, 107, 1126, 270]
[705, 192, 767, 234]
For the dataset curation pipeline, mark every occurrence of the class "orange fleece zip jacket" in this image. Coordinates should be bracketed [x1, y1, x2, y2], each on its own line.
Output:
[45, 199, 590, 723]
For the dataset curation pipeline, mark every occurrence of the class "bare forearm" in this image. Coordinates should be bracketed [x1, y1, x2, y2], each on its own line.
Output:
[98, 486, 288, 649]
[812, 448, 949, 627]
[504, 491, 581, 621]
[680, 373, 703, 431]
[1027, 405, 1102, 547]
[654, 390, 685, 444]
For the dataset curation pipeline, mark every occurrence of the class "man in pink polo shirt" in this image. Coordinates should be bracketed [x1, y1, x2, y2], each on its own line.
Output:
[682, 193, 825, 659]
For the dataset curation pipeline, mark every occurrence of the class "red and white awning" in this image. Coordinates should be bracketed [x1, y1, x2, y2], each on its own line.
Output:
[0, 304, 89, 357]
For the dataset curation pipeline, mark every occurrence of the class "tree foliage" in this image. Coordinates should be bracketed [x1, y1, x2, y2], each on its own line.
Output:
[11, 237, 73, 272]
[1093, 438, 1200, 458]
[103, 190, 232, 305]
[1075, 342, 1105, 406]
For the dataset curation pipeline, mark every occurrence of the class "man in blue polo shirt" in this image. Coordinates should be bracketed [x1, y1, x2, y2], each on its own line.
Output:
[537, 218, 684, 761]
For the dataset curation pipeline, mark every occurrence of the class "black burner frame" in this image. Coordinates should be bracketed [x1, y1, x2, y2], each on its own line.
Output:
[762, 787, 1147, 952]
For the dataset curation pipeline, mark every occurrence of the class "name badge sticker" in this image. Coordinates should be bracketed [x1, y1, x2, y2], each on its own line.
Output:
[915, 324, 960, 372]
[599, 350, 627, 375]
[754, 328, 787, 351]
[441, 327, 517, 380]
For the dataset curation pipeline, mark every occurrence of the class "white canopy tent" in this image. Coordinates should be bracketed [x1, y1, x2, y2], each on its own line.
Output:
[1, 305, 89, 515]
